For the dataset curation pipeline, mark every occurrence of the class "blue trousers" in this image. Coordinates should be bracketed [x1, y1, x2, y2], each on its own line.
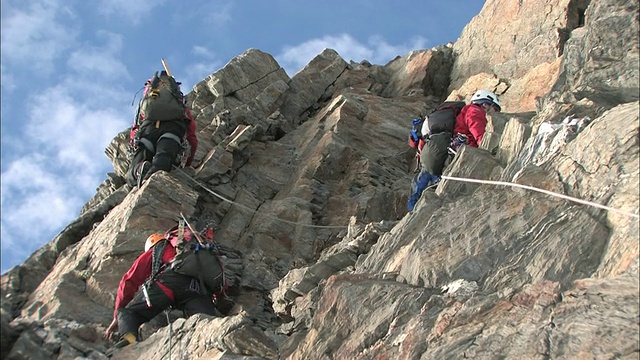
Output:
[407, 169, 441, 212]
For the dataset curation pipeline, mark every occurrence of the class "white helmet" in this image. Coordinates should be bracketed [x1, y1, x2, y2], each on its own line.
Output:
[471, 89, 501, 112]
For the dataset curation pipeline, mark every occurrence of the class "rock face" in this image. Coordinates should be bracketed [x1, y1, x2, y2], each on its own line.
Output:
[449, 0, 594, 112]
[2, 0, 638, 359]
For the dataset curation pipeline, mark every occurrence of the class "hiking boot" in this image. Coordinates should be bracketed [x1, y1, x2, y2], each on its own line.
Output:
[105, 332, 136, 357]
[137, 161, 151, 188]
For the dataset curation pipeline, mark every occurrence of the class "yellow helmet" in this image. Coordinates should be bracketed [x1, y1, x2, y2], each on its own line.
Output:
[145, 233, 165, 252]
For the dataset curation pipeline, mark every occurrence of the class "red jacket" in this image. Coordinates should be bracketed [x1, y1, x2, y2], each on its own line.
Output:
[408, 137, 426, 154]
[453, 104, 487, 147]
[113, 244, 177, 318]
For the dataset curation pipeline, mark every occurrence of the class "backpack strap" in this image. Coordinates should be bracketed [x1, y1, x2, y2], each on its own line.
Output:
[194, 244, 209, 297]
[148, 239, 169, 282]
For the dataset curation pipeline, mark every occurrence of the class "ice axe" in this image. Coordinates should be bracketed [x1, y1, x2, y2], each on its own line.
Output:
[161, 58, 173, 77]
[179, 212, 206, 246]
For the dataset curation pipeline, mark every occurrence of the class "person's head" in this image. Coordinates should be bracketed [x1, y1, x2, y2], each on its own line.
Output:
[470, 89, 501, 113]
[145, 233, 165, 252]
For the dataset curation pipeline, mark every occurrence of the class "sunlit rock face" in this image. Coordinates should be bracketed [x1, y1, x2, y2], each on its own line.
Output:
[2, 0, 638, 358]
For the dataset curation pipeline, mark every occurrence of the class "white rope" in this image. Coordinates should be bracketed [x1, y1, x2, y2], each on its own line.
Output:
[175, 164, 638, 230]
[441, 175, 639, 219]
[174, 167, 348, 229]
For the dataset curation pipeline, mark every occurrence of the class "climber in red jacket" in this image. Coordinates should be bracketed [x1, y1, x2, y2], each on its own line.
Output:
[104, 232, 218, 351]
[407, 89, 501, 212]
[453, 89, 502, 148]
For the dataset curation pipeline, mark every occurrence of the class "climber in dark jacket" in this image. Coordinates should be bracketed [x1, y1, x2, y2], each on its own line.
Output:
[126, 74, 199, 188]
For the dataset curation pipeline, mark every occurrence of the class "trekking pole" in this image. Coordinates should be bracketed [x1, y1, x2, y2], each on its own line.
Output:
[161, 58, 173, 77]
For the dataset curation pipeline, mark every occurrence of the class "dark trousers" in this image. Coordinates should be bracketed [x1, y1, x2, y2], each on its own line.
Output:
[126, 120, 187, 187]
[116, 270, 217, 337]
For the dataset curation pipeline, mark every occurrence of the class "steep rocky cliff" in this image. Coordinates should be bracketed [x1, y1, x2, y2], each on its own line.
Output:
[2, 0, 638, 359]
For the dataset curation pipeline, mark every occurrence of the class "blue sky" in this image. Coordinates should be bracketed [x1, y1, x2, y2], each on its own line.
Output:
[0, 0, 485, 274]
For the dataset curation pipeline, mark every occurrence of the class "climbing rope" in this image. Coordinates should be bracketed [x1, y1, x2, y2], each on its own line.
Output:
[174, 167, 348, 229]
[440, 175, 639, 219]
[176, 163, 638, 226]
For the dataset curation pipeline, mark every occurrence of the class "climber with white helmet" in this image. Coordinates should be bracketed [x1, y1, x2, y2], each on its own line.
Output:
[454, 89, 501, 147]
[407, 89, 501, 212]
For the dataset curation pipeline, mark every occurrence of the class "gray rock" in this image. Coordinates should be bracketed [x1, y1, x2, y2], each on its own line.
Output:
[7, 330, 52, 360]
[280, 48, 348, 122]
[1, 308, 19, 359]
[555, 0, 639, 103]
[3, 1, 638, 358]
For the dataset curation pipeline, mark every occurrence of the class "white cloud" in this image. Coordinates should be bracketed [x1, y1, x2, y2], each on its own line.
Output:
[277, 34, 371, 75]
[96, 0, 168, 24]
[0, 70, 17, 93]
[179, 46, 223, 91]
[0, 0, 137, 274]
[184, 2, 233, 27]
[25, 83, 130, 170]
[0, 222, 32, 273]
[1, 51, 132, 273]
[367, 35, 428, 64]
[192, 45, 216, 58]
[181, 61, 224, 93]
[276, 33, 428, 76]
[0, 154, 84, 266]
[0, 0, 78, 74]
[0, 154, 92, 273]
[66, 31, 130, 81]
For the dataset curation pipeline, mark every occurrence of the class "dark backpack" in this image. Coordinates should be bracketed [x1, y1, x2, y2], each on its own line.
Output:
[414, 101, 466, 176]
[420, 132, 453, 175]
[426, 101, 465, 135]
[409, 101, 465, 145]
[135, 71, 187, 127]
[150, 221, 227, 298]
